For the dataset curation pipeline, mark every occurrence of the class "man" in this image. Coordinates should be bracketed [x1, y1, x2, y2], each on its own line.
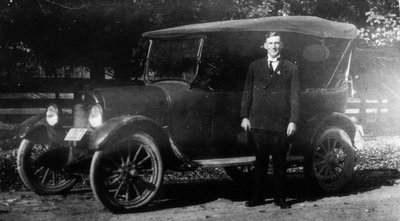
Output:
[241, 32, 299, 209]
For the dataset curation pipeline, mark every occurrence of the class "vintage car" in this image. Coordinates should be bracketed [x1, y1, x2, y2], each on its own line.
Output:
[16, 16, 359, 212]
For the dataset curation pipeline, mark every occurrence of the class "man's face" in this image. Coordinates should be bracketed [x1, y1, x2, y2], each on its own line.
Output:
[264, 36, 282, 58]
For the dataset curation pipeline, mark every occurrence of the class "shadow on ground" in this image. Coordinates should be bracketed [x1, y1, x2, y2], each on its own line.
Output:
[1, 168, 399, 214]
[140, 168, 400, 212]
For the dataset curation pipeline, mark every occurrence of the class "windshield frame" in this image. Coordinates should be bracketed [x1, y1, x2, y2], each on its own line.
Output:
[144, 36, 205, 84]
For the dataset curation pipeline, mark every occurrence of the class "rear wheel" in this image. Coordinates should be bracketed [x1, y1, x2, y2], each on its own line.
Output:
[17, 138, 77, 195]
[90, 133, 164, 213]
[306, 127, 355, 192]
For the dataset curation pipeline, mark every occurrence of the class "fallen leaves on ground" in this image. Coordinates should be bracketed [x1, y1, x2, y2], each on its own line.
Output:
[355, 136, 400, 171]
[1, 135, 400, 192]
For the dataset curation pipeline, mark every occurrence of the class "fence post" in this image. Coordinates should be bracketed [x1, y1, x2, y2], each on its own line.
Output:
[359, 95, 366, 124]
[377, 97, 383, 123]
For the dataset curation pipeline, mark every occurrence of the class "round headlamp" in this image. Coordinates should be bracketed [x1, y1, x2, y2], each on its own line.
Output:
[46, 104, 59, 126]
[88, 104, 103, 128]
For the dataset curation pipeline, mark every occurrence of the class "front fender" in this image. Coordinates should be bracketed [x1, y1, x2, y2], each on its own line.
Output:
[89, 115, 179, 167]
[89, 115, 165, 151]
[16, 114, 66, 143]
[16, 114, 46, 139]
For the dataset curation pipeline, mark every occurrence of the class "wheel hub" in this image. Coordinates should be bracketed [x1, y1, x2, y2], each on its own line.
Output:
[129, 169, 137, 177]
[120, 163, 138, 178]
[325, 152, 339, 167]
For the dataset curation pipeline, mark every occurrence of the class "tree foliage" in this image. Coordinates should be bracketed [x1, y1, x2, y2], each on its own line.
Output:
[0, 0, 399, 82]
[360, 1, 400, 47]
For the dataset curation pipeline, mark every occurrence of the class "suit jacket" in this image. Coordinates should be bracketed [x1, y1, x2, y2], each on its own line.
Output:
[241, 56, 299, 132]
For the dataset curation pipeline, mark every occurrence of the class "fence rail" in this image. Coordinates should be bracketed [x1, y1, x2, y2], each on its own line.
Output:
[0, 82, 392, 137]
[0, 78, 141, 129]
[1, 96, 390, 125]
[346, 97, 390, 124]
[0, 78, 85, 128]
[0, 93, 74, 126]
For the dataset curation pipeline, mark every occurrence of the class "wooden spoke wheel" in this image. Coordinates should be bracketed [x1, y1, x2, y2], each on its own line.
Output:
[309, 127, 355, 192]
[17, 138, 77, 195]
[90, 133, 164, 213]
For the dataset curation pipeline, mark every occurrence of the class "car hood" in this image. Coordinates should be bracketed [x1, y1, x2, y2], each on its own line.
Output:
[93, 84, 170, 124]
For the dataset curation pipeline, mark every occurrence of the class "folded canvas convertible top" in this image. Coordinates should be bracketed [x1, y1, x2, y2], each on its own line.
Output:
[143, 16, 358, 39]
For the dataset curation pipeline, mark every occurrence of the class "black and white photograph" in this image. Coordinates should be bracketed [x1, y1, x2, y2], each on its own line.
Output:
[1, 0, 400, 220]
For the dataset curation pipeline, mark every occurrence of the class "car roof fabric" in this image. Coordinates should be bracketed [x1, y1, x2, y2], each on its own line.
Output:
[143, 16, 358, 39]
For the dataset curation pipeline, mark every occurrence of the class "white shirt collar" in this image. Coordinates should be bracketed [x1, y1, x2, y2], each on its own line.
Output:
[267, 55, 281, 62]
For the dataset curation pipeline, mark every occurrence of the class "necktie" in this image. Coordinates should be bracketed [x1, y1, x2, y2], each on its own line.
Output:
[269, 61, 274, 72]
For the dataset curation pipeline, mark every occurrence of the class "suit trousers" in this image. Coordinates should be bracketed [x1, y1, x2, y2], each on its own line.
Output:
[250, 129, 289, 200]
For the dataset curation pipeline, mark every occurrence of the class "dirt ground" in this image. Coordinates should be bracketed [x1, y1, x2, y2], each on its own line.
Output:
[1, 169, 400, 221]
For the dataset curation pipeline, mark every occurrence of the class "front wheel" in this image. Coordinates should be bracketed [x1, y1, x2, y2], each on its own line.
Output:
[17, 138, 77, 195]
[90, 133, 164, 213]
[305, 127, 355, 192]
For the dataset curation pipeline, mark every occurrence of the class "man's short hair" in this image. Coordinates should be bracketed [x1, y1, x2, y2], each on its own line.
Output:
[262, 32, 283, 49]
[265, 32, 281, 39]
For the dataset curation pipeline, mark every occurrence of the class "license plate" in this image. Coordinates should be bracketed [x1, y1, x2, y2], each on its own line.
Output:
[65, 128, 87, 141]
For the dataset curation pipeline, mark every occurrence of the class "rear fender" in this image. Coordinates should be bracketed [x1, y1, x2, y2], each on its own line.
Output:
[310, 112, 356, 148]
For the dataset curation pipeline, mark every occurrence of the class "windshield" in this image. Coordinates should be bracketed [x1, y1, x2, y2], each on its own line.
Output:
[145, 37, 201, 83]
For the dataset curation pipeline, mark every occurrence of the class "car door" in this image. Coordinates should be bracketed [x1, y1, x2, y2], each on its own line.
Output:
[167, 83, 215, 160]
[209, 76, 253, 158]
[196, 32, 262, 159]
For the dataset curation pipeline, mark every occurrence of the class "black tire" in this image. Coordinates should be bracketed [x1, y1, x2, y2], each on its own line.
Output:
[305, 127, 355, 192]
[90, 133, 164, 213]
[17, 138, 77, 195]
[224, 165, 255, 183]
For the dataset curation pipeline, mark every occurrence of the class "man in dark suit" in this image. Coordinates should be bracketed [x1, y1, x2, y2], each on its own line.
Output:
[241, 32, 299, 209]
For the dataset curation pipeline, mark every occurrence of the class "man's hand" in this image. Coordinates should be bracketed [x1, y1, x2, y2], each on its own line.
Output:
[287, 122, 297, 137]
[241, 118, 251, 132]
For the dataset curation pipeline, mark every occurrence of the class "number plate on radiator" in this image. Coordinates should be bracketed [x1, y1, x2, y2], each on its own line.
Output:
[64, 128, 87, 141]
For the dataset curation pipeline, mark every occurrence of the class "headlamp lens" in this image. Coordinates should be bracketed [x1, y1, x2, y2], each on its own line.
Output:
[46, 105, 59, 126]
[88, 104, 103, 128]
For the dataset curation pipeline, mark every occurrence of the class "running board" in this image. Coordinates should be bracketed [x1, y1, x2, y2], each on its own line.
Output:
[192, 155, 304, 168]
[193, 156, 255, 168]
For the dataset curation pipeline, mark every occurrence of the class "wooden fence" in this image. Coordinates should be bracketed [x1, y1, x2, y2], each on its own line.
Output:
[0, 78, 100, 140]
[345, 97, 391, 124]
[0, 95, 392, 128]
[0, 80, 394, 138]
[0, 92, 74, 127]
[0, 79, 82, 129]
[0, 78, 142, 136]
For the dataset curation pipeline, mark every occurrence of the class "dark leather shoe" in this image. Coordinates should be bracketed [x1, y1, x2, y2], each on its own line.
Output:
[245, 199, 264, 207]
[274, 198, 291, 209]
